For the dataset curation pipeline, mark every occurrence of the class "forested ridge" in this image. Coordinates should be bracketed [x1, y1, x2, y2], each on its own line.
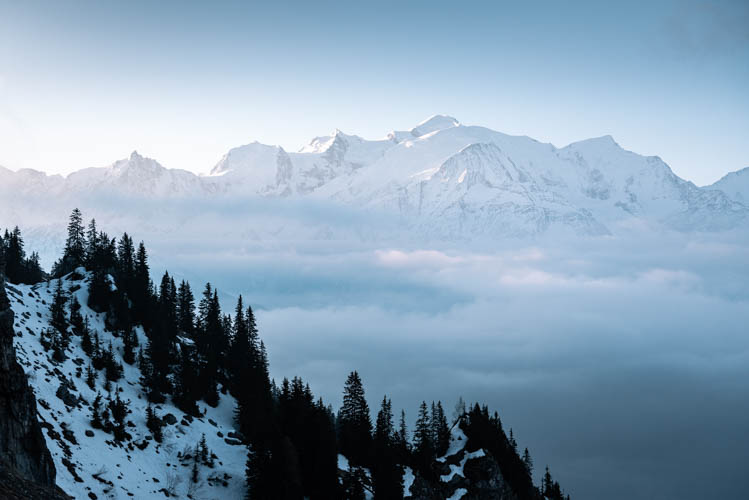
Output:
[0, 208, 571, 500]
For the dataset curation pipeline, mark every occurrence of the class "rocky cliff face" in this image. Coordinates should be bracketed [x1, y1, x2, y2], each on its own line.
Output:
[409, 448, 521, 499]
[0, 273, 65, 498]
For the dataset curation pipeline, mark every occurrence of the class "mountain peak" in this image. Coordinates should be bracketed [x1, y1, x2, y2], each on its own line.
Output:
[300, 129, 353, 154]
[411, 115, 460, 137]
[129, 150, 143, 161]
[564, 134, 621, 151]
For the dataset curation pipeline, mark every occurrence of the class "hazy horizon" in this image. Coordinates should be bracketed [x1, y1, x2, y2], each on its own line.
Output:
[1, 113, 747, 189]
[2, 0, 748, 185]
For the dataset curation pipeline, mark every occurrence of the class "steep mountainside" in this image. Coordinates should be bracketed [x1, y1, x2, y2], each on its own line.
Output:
[0, 274, 67, 499]
[6, 270, 559, 500]
[5, 272, 248, 499]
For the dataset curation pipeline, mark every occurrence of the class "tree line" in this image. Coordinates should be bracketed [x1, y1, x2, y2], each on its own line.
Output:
[3, 208, 571, 500]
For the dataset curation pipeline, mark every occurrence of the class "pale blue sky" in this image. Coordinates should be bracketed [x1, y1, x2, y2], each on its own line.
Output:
[0, 0, 747, 185]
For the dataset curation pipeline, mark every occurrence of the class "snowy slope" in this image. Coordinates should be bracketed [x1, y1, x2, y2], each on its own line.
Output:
[6, 273, 247, 500]
[65, 151, 208, 198]
[709, 167, 749, 205]
[1, 115, 747, 249]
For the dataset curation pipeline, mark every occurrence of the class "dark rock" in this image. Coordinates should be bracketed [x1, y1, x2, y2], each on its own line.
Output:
[0, 275, 60, 490]
[0, 464, 70, 499]
[408, 474, 443, 499]
[216, 431, 223, 438]
[227, 430, 244, 441]
[224, 437, 242, 446]
[55, 384, 77, 407]
[162, 413, 177, 425]
[461, 455, 517, 499]
[85, 430, 94, 437]
[61, 429, 77, 446]
[406, 446, 520, 500]
[208, 418, 217, 427]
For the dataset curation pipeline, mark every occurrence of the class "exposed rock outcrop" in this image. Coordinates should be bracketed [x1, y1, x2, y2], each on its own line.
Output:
[0, 273, 65, 496]
[0, 463, 69, 500]
[407, 449, 520, 500]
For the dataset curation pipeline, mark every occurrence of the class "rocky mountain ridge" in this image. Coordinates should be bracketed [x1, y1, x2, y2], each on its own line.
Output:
[0, 116, 746, 242]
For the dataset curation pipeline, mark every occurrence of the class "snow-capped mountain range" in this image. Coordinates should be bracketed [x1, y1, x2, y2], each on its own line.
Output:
[1, 115, 747, 253]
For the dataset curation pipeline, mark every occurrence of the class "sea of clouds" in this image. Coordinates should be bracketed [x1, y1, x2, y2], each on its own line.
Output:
[144, 228, 748, 500]
[7, 196, 749, 500]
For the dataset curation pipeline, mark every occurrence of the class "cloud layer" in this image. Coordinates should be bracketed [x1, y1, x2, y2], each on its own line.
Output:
[134, 230, 749, 500]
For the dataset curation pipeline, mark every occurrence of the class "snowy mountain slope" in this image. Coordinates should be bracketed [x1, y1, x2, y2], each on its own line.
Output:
[6, 273, 247, 500]
[1, 115, 746, 244]
[410, 115, 461, 138]
[709, 167, 749, 204]
[65, 151, 209, 198]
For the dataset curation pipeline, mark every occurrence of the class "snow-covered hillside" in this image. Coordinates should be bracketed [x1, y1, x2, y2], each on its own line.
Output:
[5, 272, 247, 500]
[5, 271, 524, 500]
[1, 115, 747, 257]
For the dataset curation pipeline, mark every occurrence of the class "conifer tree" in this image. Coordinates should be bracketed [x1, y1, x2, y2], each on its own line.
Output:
[394, 409, 411, 465]
[132, 241, 152, 325]
[91, 392, 103, 429]
[108, 391, 130, 442]
[413, 401, 434, 477]
[116, 233, 135, 294]
[146, 405, 163, 442]
[158, 271, 178, 341]
[373, 396, 404, 499]
[191, 458, 199, 484]
[50, 280, 68, 335]
[3, 227, 24, 282]
[103, 343, 123, 382]
[88, 265, 111, 313]
[431, 401, 450, 457]
[144, 318, 172, 402]
[543, 466, 553, 496]
[228, 295, 249, 392]
[342, 464, 367, 500]
[246, 440, 275, 499]
[69, 294, 83, 335]
[196, 283, 224, 405]
[174, 344, 200, 415]
[338, 371, 372, 466]
[54, 208, 86, 275]
[81, 316, 94, 357]
[522, 448, 533, 476]
[1, 227, 44, 284]
[86, 362, 97, 389]
[176, 280, 195, 338]
[509, 428, 518, 452]
[85, 218, 98, 265]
